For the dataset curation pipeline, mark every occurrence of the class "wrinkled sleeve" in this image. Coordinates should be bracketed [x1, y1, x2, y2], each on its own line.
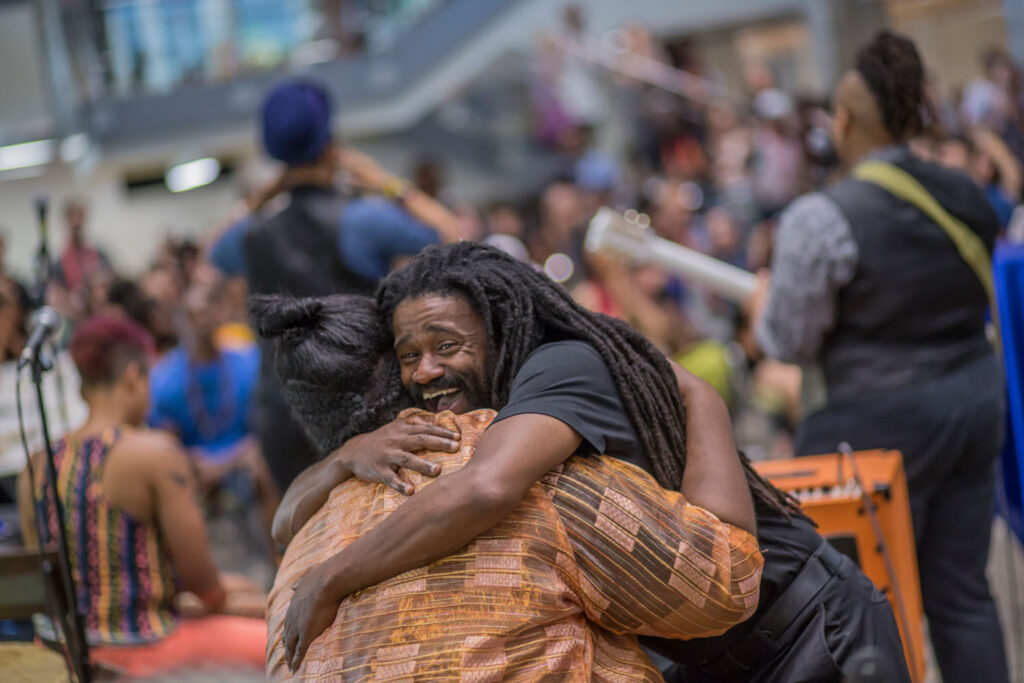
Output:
[548, 456, 763, 640]
[756, 192, 858, 364]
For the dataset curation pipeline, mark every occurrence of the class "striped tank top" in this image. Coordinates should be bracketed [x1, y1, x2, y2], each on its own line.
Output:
[34, 429, 180, 645]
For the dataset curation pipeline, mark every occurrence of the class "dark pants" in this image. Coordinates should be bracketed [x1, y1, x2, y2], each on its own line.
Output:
[658, 538, 909, 683]
[254, 394, 320, 493]
[795, 353, 1009, 683]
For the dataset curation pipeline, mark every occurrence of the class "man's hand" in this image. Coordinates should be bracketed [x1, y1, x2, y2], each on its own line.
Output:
[669, 360, 757, 536]
[176, 572, 266, 619]
[283, 561, 342, 672]
[330, 416, 459, 495]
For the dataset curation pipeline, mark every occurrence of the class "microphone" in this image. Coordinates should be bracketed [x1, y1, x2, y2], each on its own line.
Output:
[31, 196, 51, 309]
[35, 195, 48, 239]
[18, 307, 62, 370]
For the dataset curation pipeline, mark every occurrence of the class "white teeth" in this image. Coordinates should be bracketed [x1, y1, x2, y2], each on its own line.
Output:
[423, 388, 458, 400]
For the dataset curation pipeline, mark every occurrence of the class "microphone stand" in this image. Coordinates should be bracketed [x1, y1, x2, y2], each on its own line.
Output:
[24, 346, 92, 683]
[21, 191, 92, 681]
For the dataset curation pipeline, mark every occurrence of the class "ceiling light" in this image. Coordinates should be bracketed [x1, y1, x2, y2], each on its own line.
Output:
[165, 158, 221, 193]
[0, 139, 55, 172]
[59, 133, 90, 164]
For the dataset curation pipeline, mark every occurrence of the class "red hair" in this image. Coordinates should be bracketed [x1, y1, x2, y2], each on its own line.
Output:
[70, 314, 155, 387]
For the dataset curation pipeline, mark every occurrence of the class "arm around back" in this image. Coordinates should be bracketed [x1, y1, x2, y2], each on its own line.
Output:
[316, 412, 582, 602]
[553, 456, 763, 639]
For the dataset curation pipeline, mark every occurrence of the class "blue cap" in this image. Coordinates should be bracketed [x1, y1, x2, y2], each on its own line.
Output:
[261, 80, 332, 165]
[574, 150, 621, 193]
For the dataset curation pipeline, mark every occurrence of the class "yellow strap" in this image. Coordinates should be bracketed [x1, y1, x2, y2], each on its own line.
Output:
[853, 159, 1000, 350]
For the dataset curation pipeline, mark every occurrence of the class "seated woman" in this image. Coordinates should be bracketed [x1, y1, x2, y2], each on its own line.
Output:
[251, 294, 763, 680]
[17, 315, 266, 678]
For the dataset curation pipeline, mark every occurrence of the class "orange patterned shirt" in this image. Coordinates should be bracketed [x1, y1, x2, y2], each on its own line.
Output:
[267, 410, 763, 681]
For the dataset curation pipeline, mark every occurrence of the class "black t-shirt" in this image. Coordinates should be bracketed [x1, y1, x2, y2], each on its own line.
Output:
[494, 340, 823, 665]
[494, 340, 654, 473]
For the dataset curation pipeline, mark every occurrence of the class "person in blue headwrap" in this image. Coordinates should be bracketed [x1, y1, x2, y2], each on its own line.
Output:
[210, 79, 462, 491]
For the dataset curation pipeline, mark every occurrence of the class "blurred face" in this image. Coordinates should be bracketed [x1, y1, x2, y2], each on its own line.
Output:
[541, 183, 582, 243]
[706, 208, 740, 254]
[85, 270, 114, 316]
[831, 103, 852, 165]
[990, 58, 1014, 89]
[652, 183, 692, 243]
[392, 294, 490, 414]
[65, 205, 86, 241]
[489, 207, 523, 239]
[708, 101, 737, 133]
[184, 285, 220, 342]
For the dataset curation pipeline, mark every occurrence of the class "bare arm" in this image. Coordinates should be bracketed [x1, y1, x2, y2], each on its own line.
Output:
[335, 148, 462, 243]
[555, 456, 762, 638]
[271, 416, 461, 547]
[146, 441, 225, 609]
[272, 459, 349, 547]
[972, 127, 1022, 200]
[671, 361, 757, 535]
[16, 457, 40, 548]
[320, 414, 576, 596]
[281, 413, 580, 669]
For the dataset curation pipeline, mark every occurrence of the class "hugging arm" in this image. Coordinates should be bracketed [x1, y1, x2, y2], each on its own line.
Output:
[282, 363, 755, 669]
[271, 415, 461, 546]
[554, 458, 762, 640]
[281, 413, 582, 670]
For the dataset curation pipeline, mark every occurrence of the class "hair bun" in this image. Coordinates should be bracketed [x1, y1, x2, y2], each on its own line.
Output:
[249, 295, 325, 339]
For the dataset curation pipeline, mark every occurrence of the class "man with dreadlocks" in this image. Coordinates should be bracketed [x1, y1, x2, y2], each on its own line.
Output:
[275, 241, 908, 681]
[751, 30, 1007, 683]
[252, 293, 763, 680]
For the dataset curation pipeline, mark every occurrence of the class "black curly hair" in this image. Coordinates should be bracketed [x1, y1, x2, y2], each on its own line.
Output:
[249, 293, 411, 455]
[377, 241, 800, 517]
[856, 29, 930, 141]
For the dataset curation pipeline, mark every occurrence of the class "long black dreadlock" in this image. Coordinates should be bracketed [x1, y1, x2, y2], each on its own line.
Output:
[378, 241, 800, 517]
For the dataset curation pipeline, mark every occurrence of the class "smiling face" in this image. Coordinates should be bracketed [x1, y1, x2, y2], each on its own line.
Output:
[392, 294, 490, 414]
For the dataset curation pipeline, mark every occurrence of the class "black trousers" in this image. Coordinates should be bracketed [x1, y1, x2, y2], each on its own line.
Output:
[796, 352, 1009, 683]
[659, 540, 909, 683]
[253, 394, 321, 493]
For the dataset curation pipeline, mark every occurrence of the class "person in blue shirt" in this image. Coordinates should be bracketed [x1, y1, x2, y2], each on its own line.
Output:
[210, 189, 448, 282]
[210, 79, 462, 491]
[208, 85, 461, 283]
[148, 278, 280, 545]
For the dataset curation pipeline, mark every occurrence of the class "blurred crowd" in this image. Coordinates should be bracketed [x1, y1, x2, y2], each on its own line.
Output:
[5, 12, 1024, 486]
[1, 6, 1021, 678]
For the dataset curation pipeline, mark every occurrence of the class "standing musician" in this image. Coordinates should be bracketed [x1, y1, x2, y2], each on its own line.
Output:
[751, 31, 1008, 683]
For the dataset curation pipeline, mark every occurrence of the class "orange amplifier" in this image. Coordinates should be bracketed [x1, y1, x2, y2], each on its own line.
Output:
[753, 449, 926, 682]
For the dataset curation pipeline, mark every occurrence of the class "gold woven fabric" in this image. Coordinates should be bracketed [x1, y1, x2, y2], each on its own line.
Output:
[267, 410, 763, 681]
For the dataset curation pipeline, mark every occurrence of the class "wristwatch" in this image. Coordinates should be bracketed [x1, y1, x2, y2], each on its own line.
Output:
[382, 177, 411, 204]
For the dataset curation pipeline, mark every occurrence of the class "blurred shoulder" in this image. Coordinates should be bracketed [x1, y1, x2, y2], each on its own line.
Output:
[116, 428, 188, 469]
[778, 191, 843, 227]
